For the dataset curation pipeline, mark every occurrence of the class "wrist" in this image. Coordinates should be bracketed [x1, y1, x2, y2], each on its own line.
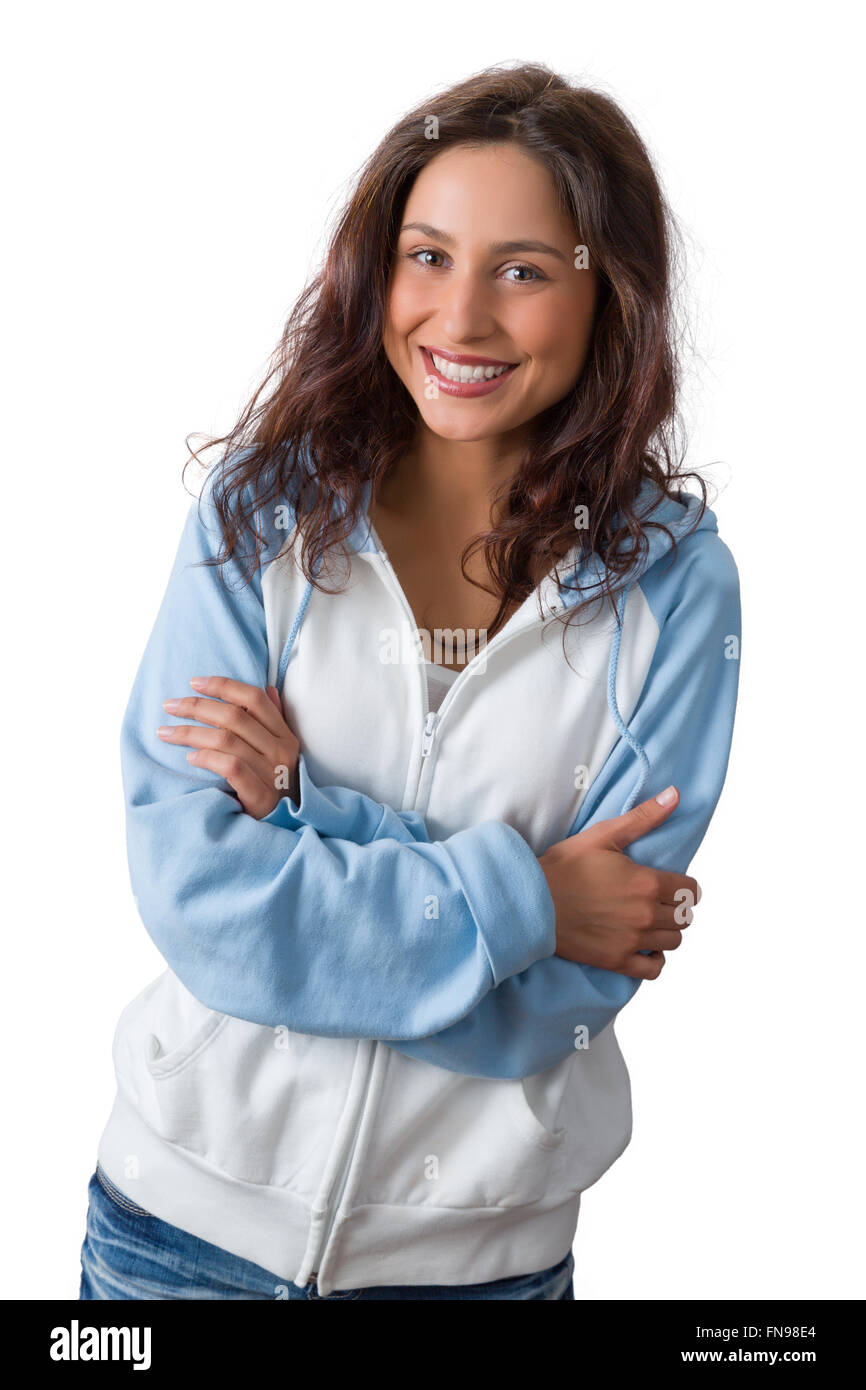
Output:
[288, 764, 300, 804]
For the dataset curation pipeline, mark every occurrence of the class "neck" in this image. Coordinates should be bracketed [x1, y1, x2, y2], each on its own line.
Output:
[377, 423, 530, 531]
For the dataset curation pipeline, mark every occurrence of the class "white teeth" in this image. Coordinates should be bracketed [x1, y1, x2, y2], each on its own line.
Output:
[430, 352, 513, 383]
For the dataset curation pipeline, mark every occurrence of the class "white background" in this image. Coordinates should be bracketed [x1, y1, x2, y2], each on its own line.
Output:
[3, 0, 862, 1300]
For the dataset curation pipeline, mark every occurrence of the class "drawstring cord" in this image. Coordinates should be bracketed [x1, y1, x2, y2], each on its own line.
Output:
[276, 577, 316, 691]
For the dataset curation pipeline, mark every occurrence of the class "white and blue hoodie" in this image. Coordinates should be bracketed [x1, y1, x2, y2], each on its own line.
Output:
[96, 456, 741, 1295]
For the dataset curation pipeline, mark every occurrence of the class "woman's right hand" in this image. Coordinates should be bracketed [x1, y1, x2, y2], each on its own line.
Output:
[538, 787, 700, 979]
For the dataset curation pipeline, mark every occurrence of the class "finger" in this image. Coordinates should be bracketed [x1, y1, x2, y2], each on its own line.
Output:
[641, 929, 684, 952]
[586, 787, 680, 853]
[621, 950, 666, 981]
[655, 870, 701, 907]
[188, 677, 287, 739]
[158, 724, 289, 789]
[163, 695, 279, 759]
[644, 902, 693, 931]
[184, 747, 273, 818]
[266, 685, 283, 711]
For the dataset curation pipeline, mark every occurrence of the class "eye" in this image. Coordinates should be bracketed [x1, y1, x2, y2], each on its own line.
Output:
[402, 250, 547, 283]
[500, 263, 546, 284]
[405, 248, 448, 269]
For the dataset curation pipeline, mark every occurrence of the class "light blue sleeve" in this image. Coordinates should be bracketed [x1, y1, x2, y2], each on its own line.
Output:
[304, 526, 740, 1079]
[121, 469, 557, 1040]
[263, 758, 431, 844]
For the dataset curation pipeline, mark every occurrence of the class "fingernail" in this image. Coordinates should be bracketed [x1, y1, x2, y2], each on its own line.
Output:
[163, 699, 180, 712]
[190, 678, 208, 691]
[186, 750, 199, 763]
[655, 786, 677, 806]
[157, 727, 174, 738]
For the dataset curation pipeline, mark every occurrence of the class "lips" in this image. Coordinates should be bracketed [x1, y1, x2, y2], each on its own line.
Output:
[426, 345, 517, 368]
[420, 345, 519, 396]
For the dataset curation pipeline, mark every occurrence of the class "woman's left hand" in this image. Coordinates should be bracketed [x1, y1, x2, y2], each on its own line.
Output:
[158, 676, 300, 818]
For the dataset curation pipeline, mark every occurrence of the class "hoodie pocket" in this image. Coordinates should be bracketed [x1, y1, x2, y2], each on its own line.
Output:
[556, 1023, 634, 1194]
[111, 970, 360, 1202]
[506, 1071, 569, 1152]
[356, 1049, 570, 1211]
[144, 1009, 229, 1078]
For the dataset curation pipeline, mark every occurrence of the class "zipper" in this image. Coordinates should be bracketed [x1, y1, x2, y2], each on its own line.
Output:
[421, 709, 438, 757]
[307, 1041, 376, 1281]
[369, 525, 564, 809]
[302, 540, 436, 1286]
[303, 530, 567, 1286]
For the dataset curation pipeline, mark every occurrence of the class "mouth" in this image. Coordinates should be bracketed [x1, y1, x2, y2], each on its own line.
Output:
[419, 345, 520, 398]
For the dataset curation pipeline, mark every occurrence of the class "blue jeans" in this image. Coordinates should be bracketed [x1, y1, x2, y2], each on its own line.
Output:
[79, 1165, 575, 1301]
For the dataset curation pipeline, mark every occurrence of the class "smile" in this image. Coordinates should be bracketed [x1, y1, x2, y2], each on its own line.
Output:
[420, 346, 519, 397]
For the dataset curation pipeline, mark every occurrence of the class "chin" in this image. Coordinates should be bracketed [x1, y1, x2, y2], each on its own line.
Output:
[417, 406, 515, 441]
[421, 419, 504, 444]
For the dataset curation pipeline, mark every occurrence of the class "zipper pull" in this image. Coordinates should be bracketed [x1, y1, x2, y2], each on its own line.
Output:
[421, 710, 438, 757]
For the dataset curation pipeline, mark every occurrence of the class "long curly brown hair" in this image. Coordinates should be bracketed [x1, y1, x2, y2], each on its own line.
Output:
[185, 60, 706, 639]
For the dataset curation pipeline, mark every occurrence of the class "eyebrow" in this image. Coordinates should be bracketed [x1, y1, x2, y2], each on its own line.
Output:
[400, 222, 568, 263]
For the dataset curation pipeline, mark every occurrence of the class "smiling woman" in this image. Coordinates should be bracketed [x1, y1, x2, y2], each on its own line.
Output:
[79, 61, 740, 1302]
[387, 146, 597, 419]
[185, 63, 698, 648]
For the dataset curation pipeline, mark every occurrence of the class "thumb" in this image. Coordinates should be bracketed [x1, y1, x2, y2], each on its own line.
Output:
[265, 684, 282, 710]
[586, 785, 680, 852]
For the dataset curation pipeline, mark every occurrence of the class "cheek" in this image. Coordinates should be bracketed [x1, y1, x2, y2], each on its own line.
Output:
[521, 295, 595, 382]
[385, 271, 430, 340]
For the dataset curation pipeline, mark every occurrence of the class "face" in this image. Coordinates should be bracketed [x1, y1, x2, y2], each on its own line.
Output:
[383, 141, 597, 446]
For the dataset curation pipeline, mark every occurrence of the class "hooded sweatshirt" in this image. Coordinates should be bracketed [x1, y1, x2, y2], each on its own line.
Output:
[96, 456, 741, 1295]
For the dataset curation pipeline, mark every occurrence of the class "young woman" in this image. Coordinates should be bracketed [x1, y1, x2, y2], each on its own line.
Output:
[79, 62, 740, 1301]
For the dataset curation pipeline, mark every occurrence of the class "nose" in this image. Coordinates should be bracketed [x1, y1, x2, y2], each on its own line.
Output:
[437, 267, 500, 346]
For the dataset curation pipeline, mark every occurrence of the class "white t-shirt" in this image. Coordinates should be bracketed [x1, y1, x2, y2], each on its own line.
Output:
[425, 659, 461, 713]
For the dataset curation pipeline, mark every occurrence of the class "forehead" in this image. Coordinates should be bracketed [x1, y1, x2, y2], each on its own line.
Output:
[401, 143, 571, 242]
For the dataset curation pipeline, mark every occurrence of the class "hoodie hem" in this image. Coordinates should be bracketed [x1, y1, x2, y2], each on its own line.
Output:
[96, 1092, 314, 1285]
[96, 1090, 580, 1296]
[317, 1196, 580, 1296]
